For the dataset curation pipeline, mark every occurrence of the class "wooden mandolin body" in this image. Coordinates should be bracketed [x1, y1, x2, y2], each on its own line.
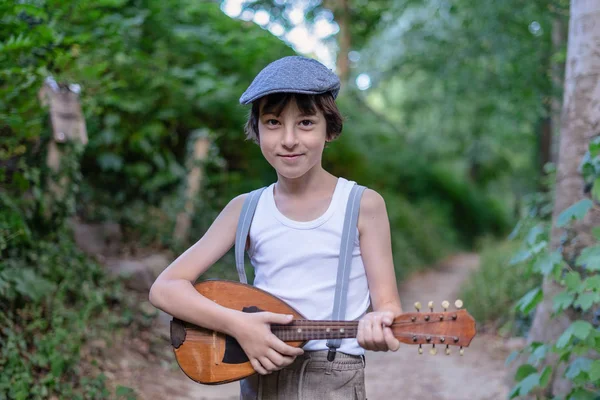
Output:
[170, 280, 305, 385]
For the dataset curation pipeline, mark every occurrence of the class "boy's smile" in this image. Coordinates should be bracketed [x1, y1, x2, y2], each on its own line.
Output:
[258, 99, 327, 180]
[278, 153, 303, 162]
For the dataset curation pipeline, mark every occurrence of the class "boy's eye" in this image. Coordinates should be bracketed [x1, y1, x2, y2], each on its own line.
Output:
[299, 120, 314, 127]
[265, 119, 280, 126]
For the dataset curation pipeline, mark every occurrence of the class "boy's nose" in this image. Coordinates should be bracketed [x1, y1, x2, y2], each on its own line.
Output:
[281, 127, 298, 148]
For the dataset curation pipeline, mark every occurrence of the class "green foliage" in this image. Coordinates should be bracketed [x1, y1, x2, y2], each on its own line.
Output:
[336, 94, 513, 246]
[508, 139, 600, 398]
[459, 238, 541, 335]
[0, 227, 133, 399]
[382, 192, 459, 277]
[354, 0, 566, 229]
[238, 0, 394, 54]
[0, 135, 135, 398]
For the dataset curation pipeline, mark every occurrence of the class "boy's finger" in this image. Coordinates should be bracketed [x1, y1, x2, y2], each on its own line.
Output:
[356, 319, 365, 345]
[384, 327, 400, 351]
[371, 319, 386, 351]
[251, 358, 268, 375]
[267, 348, 295, 368]
[259, 356, 277, 373]
[363, 318, 374, 350]
[270, 338, 304, 357]
[262, 312, 294, 324]
[381, 311, 394, 326]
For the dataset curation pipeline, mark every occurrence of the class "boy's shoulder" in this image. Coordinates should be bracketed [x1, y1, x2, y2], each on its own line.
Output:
[221, 192, 250, 219]
[359, 187, 386, 213]
[356, 188, 387, 232]
[224, 186, 268, 216]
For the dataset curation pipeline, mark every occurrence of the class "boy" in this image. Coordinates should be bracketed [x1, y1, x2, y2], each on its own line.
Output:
[149, 56, 403, 400]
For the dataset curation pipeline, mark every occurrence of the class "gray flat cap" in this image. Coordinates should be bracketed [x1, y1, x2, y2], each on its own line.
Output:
[239, 56, 340, 105]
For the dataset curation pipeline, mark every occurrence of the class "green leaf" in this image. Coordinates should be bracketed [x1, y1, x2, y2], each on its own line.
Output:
[516, 288, 543, 315]
[574, 292, 600, 311]
[116, 385, 135, 397]
[506, 350, 520, 366]
[571, 321, 593, 340]
[557, 199, 593, 227]
[510, 241, 547, 265]
[510, 249, 532, 265]
[592, 226, 600, 241]
[565, 357, 592, 380]
[557, 327, 573, 349]
[529, 344, 549, 365]
[539, 365, 552, 388]
[589, 360, 600, 381]
[526, 224, 545, 246]
[515, 364, 538, 381]
[589, 137, 600, 158]
[575, 245, 600, 271]
[517, 373, 540, 396]
[553, 290, 574, 312]
[592, 177, 600, 202]
[565, 271, 582, 291]
[97, 153, 123, 172]
[559, 350, 572, 363]
[567, 388, 598, 400]
[508, 385, 520, 399]
[584, 275, 600, 290]
[534, 250, 562, 276]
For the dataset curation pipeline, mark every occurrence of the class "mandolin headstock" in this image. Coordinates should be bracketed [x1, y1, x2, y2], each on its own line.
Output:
[392, 300, 476, 355]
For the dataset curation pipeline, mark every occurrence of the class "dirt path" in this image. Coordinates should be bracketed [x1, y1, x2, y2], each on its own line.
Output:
[364, 253, 510, 400]
[104, 253, 511, 400]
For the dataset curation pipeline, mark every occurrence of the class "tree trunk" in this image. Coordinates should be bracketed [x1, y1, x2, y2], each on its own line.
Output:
[538, 114, 552, 191]
[528, 0, 600, 396]
[335, 0, 351, 83]
[550, 15, 567, 164]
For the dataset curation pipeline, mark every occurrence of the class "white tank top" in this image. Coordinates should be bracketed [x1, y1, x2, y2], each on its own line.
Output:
[248, 177, 370, 355]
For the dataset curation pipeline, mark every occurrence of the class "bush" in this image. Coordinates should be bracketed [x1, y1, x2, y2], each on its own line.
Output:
[459, 237, 541, 335]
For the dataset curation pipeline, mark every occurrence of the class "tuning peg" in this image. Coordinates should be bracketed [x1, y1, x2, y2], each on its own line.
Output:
[445, 345, 450, 355]
[455, 299, 463, 309]
[428, 301, 434, 312]
[418, 344, 423, 355]
[414, 302, 421, 312]
[442, 300, 449, 311]
[429, 344, 437, 355]
[459, 346, 464, 356]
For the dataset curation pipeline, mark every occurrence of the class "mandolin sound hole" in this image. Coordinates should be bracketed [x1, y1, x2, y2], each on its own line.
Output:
[222, 335, 249, 364]
[221, 305, 265, 364]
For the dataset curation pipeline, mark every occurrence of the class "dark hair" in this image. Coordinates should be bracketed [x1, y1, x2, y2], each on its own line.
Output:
[244, 92, 343, 143]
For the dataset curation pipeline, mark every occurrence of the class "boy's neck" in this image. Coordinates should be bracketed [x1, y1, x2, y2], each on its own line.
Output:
[275, 167, 337, 197]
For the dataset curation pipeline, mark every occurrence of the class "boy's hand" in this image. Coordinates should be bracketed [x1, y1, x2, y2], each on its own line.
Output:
[357, 311, 401, 352]
[232, 312, 304, 375]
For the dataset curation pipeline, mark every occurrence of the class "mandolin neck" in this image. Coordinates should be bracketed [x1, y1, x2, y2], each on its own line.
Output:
[271, 320, 358, 341]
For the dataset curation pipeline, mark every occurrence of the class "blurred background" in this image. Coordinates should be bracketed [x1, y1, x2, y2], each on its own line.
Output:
[4, 0, 597, 399]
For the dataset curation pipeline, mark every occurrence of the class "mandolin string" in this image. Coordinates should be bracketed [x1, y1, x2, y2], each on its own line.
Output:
[271, 319, 427, 329]
[270, 318, 461, 341]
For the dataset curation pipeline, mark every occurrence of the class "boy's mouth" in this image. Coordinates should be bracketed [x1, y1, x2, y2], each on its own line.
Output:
[279, 154, 303, 159]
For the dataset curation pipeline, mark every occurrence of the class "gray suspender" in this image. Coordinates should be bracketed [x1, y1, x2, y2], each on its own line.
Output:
[326, 184, 366, 359]
[234, 184, 366, 360]
[235, 187, 266, 284]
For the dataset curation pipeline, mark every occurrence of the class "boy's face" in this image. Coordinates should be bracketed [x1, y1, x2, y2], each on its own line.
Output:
[258, 98, 327, 180]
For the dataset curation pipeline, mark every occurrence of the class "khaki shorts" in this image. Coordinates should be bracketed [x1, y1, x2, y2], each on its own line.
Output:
[240, 351, 367, 400]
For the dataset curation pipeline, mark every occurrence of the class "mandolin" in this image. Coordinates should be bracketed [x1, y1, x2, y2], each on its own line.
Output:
[170, 280, 477, 385]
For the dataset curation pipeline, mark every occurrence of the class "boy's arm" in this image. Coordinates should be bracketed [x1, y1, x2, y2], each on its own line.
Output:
[358, 189, 403, 315]
[357, 189, 403, 352]
[149, 193, 248, 336]
[149, 194, 303, 373]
